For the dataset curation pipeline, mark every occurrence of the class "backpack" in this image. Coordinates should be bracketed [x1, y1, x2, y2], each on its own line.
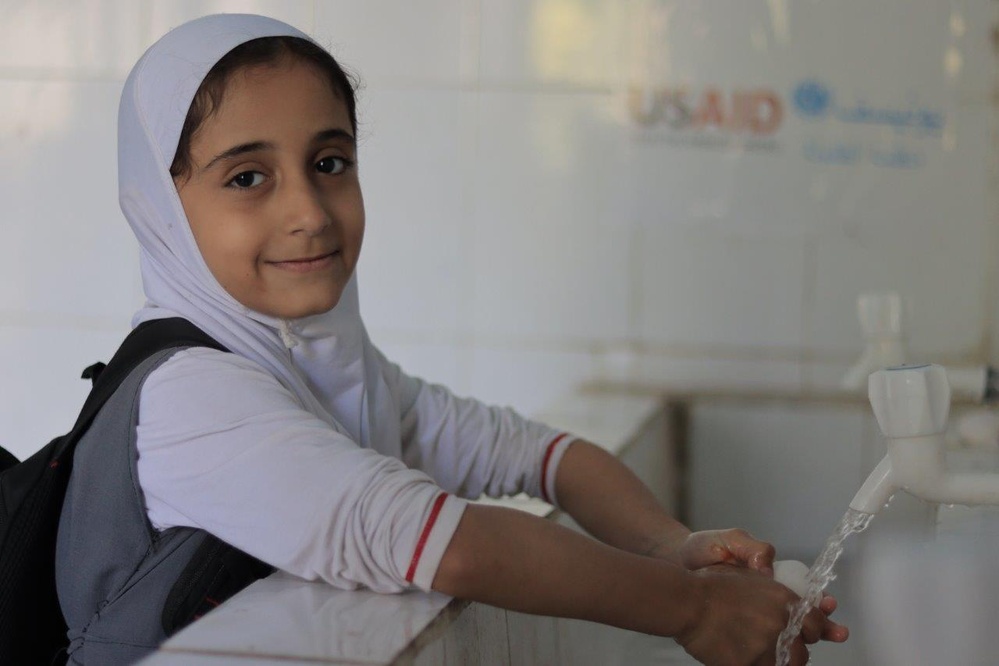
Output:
[0, 317, 274, 665]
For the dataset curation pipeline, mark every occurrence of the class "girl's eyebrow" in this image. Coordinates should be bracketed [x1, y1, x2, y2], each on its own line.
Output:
[201, 128, 356, 172]
[314, 128, 356, 145]
[202, 141, 271, 172]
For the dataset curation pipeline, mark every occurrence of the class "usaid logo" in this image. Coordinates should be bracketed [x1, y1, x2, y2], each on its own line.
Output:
[627, 86, 784, 135]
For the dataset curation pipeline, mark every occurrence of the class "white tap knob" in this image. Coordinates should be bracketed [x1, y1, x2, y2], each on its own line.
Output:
[841, 291, 907, 391]
[857, 291, 903, 340]
[868, 364, 951, 439]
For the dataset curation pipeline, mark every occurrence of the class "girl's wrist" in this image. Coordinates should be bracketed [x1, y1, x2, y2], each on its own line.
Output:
[610, 555, 704, 640]
[665, 566, 707, 641]
[640, 525, 693, 561]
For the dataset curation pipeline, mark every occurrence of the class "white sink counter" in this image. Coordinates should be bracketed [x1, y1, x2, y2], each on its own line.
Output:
[139, 392, 667, 666]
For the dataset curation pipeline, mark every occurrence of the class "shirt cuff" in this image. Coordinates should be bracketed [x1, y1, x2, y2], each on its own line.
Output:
[540, 433, 577, 509]
[405, 493, 469, 591]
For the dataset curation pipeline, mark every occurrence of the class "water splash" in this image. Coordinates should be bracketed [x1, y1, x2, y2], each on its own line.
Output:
[775, 508, 875, 666]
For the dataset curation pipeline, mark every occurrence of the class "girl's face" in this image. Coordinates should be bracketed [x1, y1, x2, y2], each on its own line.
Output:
[175, 58, 364, 320]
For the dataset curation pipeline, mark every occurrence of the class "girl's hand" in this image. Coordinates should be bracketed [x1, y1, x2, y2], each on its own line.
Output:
[654, 529, 850, 647]
[678, 567, 825, 666]
[650, 528, 776, 574]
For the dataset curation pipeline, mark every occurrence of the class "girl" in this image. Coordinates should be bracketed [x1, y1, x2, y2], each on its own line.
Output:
[56, 14, 844, 665]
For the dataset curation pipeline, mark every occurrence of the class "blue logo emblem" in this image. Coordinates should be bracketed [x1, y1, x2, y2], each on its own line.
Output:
[793, 81, 832, 118]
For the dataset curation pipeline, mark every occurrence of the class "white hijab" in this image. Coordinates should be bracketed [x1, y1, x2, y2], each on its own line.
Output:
[122, 14, 391, 450]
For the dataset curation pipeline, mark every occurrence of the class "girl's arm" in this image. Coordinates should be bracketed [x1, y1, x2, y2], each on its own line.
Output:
[553, 439, 776, 570]
[552, 439, 848, 642]
[431, 503, 823, 666]
[553, 439, 694, 558]
[382, 350, 571, 500]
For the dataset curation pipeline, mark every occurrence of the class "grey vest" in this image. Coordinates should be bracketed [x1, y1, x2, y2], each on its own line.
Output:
[55, 349, 270, 665]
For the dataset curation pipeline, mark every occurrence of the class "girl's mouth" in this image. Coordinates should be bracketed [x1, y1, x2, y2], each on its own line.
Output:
[268, 251, 338, 273]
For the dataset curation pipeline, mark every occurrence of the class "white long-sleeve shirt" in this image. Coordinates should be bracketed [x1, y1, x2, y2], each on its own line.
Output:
[135, 347, 574, 592]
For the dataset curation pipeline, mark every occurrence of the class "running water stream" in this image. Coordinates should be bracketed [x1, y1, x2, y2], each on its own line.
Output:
[774, 508, 876, 666]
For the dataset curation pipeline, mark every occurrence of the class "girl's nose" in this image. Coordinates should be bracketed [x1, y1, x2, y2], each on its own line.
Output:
[283, 175, 331, 235]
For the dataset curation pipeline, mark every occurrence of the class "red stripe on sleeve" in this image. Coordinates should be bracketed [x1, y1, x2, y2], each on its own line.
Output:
[405, 492, 449, 583]
[540, 433, 568, 504]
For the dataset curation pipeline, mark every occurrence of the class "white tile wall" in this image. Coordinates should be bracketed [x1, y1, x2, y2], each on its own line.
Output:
[0, 324, 129, 460]
[636, 0, 793, 86]
[638, 227, 807, 349]
[802, 360, 857, 393]
[471, 214, 632, 344]
[0, 0, 145, 75]
[149, 0, 316, 40]
[478, 0, 631, 88]
[471, 91, 632, 344]
[688, 401, 868, 558]
[622, 135, 820, 239]
[472, 91, 631, 236]
[607, 353, 804, 393]
[355, 89, 474, 338]
[314, 0, 473, 85]
[372, 338, 470, 398]
[788, 0, 995, 99]
[806, 103, 990, 240]
[807, 227, 988, 359]
[0, 1, 995, 462]
[0, 80, 140, 324]
[468, 345, 595, 417]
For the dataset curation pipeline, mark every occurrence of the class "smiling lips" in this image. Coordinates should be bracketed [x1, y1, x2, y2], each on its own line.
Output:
[268, 251, 339, 273]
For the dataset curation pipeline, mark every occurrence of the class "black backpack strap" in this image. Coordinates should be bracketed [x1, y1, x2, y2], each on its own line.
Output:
[0, 318, 227, 666]
[57, 319, 227, 460]
[78, 320, 273, 635]
[0, 449, 18, 473]
[162, 535, 274, 635]
[80, 362, 106, 387]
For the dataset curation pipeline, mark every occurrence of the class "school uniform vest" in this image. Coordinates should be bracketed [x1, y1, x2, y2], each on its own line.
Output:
[55, 349, 272, 665]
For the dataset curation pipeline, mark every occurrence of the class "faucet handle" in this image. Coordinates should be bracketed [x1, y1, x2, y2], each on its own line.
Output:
[869, 364, 951, 438]
[857, 291, 903, 339]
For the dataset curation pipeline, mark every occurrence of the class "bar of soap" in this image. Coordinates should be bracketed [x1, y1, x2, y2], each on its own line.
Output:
[773, 560, 810, 597]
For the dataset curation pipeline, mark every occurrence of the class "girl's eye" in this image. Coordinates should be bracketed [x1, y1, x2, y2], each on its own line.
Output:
[229, 171, 265, 189]
[316, 156, 348, 175]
